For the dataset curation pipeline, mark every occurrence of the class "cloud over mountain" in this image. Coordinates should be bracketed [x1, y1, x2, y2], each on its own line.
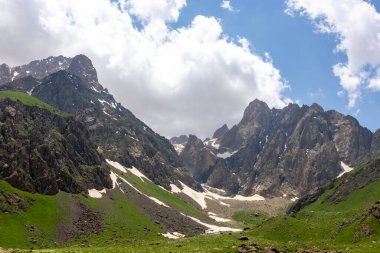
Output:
[0, 0, 289, 137]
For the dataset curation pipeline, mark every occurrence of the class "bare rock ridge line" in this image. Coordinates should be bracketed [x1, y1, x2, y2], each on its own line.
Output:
[176, 99, 380, 199]
[0, 54, 199, 192]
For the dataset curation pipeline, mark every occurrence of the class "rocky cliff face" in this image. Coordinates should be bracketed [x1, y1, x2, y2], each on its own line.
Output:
[0, 99, 112, 195]
[182, 99, 380, 198]
[179, 135, 217, 182]
[0, 55, 198, 190]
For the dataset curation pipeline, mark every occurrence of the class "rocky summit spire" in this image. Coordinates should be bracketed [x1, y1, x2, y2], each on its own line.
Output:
[67, 54, 100, 89]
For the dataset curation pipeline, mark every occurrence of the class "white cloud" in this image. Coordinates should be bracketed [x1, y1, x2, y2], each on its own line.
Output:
[0, 0, 288, 138]
[220, 0, 239, 13]
[286, 0, 380, 108]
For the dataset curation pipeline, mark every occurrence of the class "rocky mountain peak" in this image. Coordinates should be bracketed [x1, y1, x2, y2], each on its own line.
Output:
[0, 55, 71, 85]
[170, 135, 189, 145]
[220, 99, 273, 150]
[187, 134, 203, 146]
[67, 54, 100, 89]
[212, 124, 229, 139]
[184, 98, 380, 198]
[308, 103, 324, 114]
[240, 99, 272, 131]
[0, 64, 11, 85]
[242, 99, 271, 122]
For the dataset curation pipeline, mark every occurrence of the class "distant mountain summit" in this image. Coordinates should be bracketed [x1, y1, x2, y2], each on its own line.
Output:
[170, 135, 189, 145]
[0, 55, 198, 190]
[212, 124, 229, 139]
[180, 99, 380, 198]
[0, 55, 71, 85]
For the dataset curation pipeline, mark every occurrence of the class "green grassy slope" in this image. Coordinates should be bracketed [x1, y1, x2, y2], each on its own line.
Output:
[0, 180, 163, 249]
[112, 168, 208, 219]
[0, 165, 218, 251]
[234, 156, 380, 252]
[0, 90, 68, 117]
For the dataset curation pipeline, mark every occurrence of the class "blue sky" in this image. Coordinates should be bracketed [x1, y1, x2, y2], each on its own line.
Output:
[175, 0, 380, 132]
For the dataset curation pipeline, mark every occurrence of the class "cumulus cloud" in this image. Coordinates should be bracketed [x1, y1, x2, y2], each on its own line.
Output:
[0, 0, 288, 138]
[220, 0, 239, 13]
[286, 0, 380, 108]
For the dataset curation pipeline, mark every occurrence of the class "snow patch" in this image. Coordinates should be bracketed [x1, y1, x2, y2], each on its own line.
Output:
[291, 197, 299, 202]
[337, 161, 354, 178]
[106, 159, 127, 173]
[216, 151, 238, 159]
[204, 138, 220, 149]
[129, 167, 151, 182]
[181, 213, 241, 234]
[161, 232, 185, 239]
[88, 188, 106, 198]
[27, 87, 35, 95]
[107, 160, 169, 208]
[219, 201, 231, 207]
[173, 144, 184, 154]
[91, 87, 101, 93]
[110, 171, 118, 189]
[232, 194, 265, 201]
[207, 212, 231, 222]
[172, 181, 265, 210]
[179, 182, 208, 209]
[147, 196, 170, 208]
[106, 159, 151, 181]
[170, 184, 182, 193]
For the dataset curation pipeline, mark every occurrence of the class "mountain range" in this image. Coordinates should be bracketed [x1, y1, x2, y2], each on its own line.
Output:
[175, 99, 380, 199]
[0, 54, 380, 252]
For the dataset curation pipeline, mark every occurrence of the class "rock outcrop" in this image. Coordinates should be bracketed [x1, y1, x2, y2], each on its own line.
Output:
[0, 99, 112, 195]
[179, 135, 217, 182]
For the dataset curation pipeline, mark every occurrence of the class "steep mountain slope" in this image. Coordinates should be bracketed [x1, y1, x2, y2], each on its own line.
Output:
[0, 91, 112, 195]
[181, 99, 380, 198]
[0, 55, 197, 190]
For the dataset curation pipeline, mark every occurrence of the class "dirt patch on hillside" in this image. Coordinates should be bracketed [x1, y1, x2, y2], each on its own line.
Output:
[54, 199, 103, 243]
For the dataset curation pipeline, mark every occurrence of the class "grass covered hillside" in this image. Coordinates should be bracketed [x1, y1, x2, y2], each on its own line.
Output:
[231, 155, 380, 252]
[0, 161, 241, 252]
[0, 90, 68, 117]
